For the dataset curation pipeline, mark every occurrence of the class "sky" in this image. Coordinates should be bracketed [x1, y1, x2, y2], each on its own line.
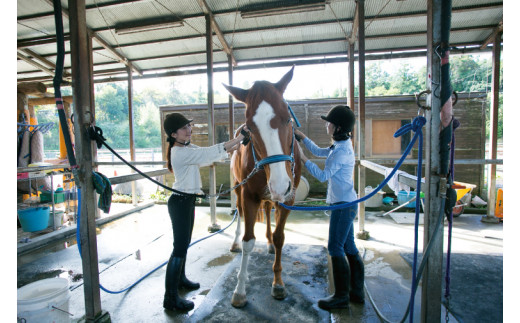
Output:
[133, 56, 430, 100]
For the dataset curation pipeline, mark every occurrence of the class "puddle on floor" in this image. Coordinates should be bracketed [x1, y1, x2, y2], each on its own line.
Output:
[207, 253, 235, 267]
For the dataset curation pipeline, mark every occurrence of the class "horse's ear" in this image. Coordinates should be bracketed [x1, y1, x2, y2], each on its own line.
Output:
[274, 65, 294, 93]
[223, 83, 249, 103]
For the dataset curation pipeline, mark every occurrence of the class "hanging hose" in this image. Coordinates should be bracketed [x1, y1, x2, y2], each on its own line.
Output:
[52, 0, 77, 170]
[75, 187, 239, 294]
[278, 115, 441, 322]
[364, 199, 446, 323]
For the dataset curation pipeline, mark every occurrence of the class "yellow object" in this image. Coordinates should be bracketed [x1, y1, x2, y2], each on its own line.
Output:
[456, 188, 471, 202]
[59, 123, 67, 159]
[495, 188, 503, 219]
[453, 181, 477, 202]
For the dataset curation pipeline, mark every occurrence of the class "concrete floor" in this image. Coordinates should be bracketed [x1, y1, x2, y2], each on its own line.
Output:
[16, 203, 503, 322]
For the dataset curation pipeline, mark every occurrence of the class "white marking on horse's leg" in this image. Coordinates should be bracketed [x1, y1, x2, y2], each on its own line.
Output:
[231, 238, 255, 307]
[252, 101, 292, 201]
[230, 215, 242, 252]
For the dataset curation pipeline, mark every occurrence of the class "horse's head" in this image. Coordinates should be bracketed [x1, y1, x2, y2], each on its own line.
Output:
[224, 66, 297, 203]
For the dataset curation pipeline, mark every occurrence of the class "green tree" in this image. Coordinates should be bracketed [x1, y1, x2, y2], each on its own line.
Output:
[95, 83, 130, 148]
[32, 107, 60, 152]
[450, 55, 488, 92]
[366, 62, 391, 94]
[134, 102, 162, 148]
[390, 63, 421, 95]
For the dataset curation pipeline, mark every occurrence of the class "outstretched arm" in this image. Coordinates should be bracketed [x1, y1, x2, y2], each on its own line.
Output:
[224, 124, 250, 153]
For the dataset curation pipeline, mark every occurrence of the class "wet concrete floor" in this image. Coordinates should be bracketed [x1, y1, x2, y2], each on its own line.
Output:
[16, 204, 503, 322]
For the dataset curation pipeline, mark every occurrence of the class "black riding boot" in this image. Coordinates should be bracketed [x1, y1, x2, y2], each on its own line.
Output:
[164, 256, 194, 311]
[318, 256, 350, 310]
[346, 253, 365, 304]
[180, 258, 200, 290]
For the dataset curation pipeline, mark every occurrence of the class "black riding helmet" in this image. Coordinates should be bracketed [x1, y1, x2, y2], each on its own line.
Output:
[321, 105, 356, 133]
[164, 113, 193, 136]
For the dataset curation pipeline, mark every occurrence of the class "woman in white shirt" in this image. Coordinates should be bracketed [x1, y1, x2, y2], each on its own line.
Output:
[295, 105, 365, 310]
[162, 113, 247, 311]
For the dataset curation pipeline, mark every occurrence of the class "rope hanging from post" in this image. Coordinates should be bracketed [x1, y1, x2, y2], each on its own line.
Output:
[52, 0, 77, 170]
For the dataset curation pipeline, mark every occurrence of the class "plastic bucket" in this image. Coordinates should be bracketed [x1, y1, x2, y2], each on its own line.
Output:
[364, 186, 384, 207]
[397, 191, 423, 208]
[18, 207, 50, 232]
[295, 176, 310, 201]
[17, 278, 71, 323]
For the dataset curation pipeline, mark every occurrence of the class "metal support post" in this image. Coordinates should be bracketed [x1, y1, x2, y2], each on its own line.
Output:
[355, 0, 369, 240]
[68, 0, 109, 320]
[228, 54, 237, 213]
[127, 65, 137, 206]
[482, 29, 502, 224]
[206, 14, 220, 232]
[421, 1, 446, 321]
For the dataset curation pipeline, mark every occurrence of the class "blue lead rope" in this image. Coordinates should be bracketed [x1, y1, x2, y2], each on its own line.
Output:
[279, 116, 426, 211]
[280, 116, 426, 323]
[76, 188, 239, 294]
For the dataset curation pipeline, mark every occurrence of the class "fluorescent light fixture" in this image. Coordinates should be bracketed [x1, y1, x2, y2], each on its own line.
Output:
[115, 21, 184, 35]
[241, 3, 326, 19]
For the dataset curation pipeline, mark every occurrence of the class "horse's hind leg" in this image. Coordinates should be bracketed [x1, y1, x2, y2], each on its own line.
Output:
[271, 205, 290, 300]
[264, 201, 275, 254]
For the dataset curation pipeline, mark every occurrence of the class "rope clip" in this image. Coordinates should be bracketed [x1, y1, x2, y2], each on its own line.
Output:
[415, 90, 431, 116]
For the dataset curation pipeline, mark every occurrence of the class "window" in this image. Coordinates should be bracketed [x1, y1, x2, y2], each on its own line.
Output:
[368, 120, 411, 157]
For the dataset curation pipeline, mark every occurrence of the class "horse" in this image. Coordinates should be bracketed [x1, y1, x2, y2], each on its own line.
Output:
[223, 66, 302, 308]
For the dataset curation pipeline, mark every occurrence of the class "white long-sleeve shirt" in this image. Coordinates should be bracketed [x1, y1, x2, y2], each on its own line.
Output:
[170, 143, 228, 194]
[302, 137, 357, 204]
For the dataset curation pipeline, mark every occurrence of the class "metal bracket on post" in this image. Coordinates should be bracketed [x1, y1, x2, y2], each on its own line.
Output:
[415, 90, 432, 115]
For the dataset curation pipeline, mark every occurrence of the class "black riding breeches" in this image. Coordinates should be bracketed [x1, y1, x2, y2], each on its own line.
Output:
[167, 194, 196, 258]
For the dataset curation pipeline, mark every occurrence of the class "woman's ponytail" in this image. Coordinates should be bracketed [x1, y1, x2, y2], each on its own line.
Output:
[166, 137, 175, 172]
[332, 125, 350, 142]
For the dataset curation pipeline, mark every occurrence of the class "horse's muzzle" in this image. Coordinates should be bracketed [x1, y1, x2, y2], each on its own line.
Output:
[269, 181, 292, 203]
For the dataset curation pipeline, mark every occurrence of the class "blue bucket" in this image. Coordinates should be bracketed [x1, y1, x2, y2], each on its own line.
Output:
[18, 207, 50, 232]
[397, 191, 417, 208]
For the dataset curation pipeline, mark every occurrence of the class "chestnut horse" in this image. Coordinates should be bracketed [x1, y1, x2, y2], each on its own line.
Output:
[224, 66, 301, 308]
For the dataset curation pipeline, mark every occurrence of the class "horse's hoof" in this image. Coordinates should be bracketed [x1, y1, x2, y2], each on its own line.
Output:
[230, 244, 241, 253]
[231, 293, 247, 308]
[267, 243, 275, 254]
[271, 284, 287, 300]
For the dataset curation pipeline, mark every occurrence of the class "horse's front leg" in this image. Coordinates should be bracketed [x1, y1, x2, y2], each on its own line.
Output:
[271, 204, 290, 300]
[230, 185, 242, 252]
[230, 212, 242, 252]
[231, 197, 259, 308]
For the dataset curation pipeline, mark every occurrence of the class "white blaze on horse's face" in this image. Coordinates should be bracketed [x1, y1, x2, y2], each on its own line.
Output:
[253, 100, 292, 202]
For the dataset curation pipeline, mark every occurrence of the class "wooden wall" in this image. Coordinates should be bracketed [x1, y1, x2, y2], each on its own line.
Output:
[160, 93, 487, 197]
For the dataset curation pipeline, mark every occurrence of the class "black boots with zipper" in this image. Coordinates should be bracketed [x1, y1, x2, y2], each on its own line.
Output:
[346, 253, 365, 304]
[318, 256, 350, 310]
[163, 256, 196, 311]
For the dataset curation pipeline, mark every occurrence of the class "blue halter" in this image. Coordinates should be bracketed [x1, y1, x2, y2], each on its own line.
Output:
[250, 125, 295, 170]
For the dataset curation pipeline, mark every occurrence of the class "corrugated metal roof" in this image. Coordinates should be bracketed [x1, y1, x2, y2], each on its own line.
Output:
[17, 0, 503, 85]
